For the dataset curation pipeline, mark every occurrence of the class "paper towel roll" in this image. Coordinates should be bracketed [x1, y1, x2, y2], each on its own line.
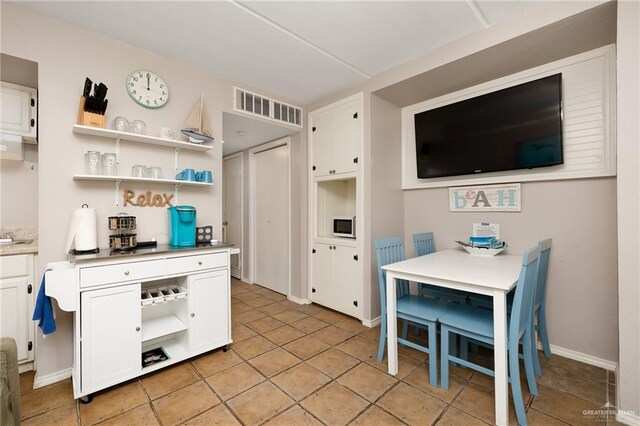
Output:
[65, 205, 97, 253]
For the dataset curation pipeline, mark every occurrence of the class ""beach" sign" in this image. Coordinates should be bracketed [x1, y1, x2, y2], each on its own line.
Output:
[449, 183, 521, 212]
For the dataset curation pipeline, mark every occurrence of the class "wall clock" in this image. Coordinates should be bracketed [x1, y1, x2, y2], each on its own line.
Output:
[126, 70, 169, 108]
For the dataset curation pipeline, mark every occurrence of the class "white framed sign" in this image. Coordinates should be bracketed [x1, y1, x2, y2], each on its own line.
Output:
[449, 183, 521, 212]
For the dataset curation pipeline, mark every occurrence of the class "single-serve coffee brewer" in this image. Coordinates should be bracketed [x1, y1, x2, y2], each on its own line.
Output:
[168, 205, 197, 246]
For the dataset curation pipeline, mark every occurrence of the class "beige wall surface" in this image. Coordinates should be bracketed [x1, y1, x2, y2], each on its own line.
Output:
[404, 178, 619, 362]
[0, 4, 291, 380]
[615, 0, 640, 417]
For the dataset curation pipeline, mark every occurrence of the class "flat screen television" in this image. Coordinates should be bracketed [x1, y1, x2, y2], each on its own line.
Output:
[414, 73, 563, 179]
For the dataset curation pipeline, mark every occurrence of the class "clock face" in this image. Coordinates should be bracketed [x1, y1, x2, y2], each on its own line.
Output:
[126, 70, 169, 108]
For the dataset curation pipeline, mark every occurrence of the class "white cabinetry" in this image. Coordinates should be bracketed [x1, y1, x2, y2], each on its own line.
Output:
[45, 247, 233, 400]
[0, 254, 35, 368]
[81, 284, 141, 392]
[311, 97, 360, 178]
[311, 242, 358, 317]
[0, 82, 37, 142]
[309, 93, 363, 319]
[189, 270, 229, 355]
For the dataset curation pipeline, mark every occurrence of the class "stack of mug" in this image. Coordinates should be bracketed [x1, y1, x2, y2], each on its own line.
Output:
[132, 165, 163, 179]
[85, 151, 117, 176]
[176, 168, 213, 183]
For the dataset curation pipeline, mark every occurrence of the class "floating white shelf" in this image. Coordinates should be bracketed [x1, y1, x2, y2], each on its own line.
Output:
[73, 124, 213, 152]
[73, 174, 213, 186]
[141, 315, 187, 343]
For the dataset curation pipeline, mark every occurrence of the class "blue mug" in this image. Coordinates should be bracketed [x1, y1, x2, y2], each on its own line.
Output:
[195, 170, 213, 183]
[176, 168, 196, 181]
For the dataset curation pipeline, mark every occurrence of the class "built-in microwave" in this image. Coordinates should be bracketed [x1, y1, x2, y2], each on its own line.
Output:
[333, 216, 356, 238]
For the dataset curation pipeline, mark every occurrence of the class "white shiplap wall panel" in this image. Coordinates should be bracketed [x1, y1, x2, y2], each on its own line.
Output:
[401, 45, 616, 189]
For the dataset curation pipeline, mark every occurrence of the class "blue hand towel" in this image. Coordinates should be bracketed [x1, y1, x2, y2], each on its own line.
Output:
[32, 269, 56, 335]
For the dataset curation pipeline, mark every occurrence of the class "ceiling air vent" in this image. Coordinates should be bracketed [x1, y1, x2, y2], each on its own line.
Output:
[234, 87, 302, 128]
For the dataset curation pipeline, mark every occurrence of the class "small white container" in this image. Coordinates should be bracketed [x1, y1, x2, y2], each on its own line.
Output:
[463, 246, 506, 257]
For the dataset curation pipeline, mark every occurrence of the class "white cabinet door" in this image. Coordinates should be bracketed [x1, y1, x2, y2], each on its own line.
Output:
[81, 284, 141, 393]
[332, 245, 359, 317]
[312, 110, 334, 178]
[311, 243, 359, 317]
[311, 243, 333, 307]
[0, 276, 31, 362]
[0, 82, 37, 139]
[332, 100, 360, 176]
[188, 270, 229, 355]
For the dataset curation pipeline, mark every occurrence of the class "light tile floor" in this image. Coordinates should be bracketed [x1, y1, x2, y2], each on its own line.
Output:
[20, 278, 618, 425]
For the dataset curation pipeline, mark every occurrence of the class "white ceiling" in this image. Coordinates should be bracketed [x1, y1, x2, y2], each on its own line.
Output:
[16, 0, 536, 155]
[16, 1, 536, 106]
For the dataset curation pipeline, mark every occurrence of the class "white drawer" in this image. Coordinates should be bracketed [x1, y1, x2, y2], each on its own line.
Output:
[166, 253, 227, 275]
[0, 254, 30, 278]
[80, 259, 165, 288]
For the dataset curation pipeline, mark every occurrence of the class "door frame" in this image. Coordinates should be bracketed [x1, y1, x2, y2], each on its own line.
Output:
[223, 152, 244, 281]
[249, 137, 291, 297]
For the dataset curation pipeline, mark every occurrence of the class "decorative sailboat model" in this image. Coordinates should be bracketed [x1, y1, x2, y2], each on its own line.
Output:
[181, 94, 214, 143]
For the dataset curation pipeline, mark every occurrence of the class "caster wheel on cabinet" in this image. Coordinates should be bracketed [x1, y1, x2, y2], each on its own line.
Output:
[80, 394, 93, 404]
[222, 345, 229, 352]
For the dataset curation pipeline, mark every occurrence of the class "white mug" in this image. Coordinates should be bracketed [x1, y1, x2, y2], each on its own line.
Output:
[160, 127, 175, 139]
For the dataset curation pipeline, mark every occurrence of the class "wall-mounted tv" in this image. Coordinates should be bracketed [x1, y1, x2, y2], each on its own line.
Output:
[414, 73, 563, 179]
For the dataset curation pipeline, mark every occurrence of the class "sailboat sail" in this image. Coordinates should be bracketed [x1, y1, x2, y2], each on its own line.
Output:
[183, 95, 212, 138]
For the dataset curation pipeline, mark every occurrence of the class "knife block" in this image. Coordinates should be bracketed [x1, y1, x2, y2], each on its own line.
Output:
[77, 97, 105, 128]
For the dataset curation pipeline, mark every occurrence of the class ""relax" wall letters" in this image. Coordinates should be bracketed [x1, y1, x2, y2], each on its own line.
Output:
[123, 189, 174, 207]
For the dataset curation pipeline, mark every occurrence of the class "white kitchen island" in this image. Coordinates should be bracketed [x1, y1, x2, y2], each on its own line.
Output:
[45, 243, 236, 401]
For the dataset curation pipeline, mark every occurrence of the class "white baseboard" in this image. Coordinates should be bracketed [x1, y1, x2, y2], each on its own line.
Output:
[18, 362, 34, 374]
[33, 368, 72, 389]
[538, 342, 617, 371]
[288, 295, 311, 305]
[241, 276, 251, 284]
[617, 410, 640, 426]
[362, 316, 381, 328]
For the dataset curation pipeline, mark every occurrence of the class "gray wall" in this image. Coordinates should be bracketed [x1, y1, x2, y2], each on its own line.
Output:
[615, 0, 640, 416]
[404, 178, 619, 361]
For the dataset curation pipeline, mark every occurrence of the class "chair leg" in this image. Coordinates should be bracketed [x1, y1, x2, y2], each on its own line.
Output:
[401, 320, 409, 340]
[532, 316, 542, 377]
[508, 344, 529, 426]
[460, 337, 469, 362]
[427, 323, 438, 387]
[538, 305, 552, 358]
[441, 326, 450, 390]
[377, 313, 386, 362]
[449, 332, 458, 367]
[523, 327, 539, 396]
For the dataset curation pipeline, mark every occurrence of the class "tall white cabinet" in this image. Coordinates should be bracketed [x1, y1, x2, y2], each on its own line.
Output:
[308, 93, 363, 319]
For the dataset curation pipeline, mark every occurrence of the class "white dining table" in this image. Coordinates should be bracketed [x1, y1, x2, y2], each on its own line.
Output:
[382, 248, 522, 426]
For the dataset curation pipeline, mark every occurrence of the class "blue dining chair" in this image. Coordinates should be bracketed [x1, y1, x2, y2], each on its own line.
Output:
[439, 245, 541, 426]
[375, 236, 450, 386]
[413, 232, 468, 304]
[466, 239, 553, 374]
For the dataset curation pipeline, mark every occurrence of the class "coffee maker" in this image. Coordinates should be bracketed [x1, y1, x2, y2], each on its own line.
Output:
[168, 205, 197, 246]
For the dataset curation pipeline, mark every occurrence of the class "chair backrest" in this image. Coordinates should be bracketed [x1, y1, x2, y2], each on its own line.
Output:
[509, 246, 541, 341]
[412, 232, 436, 257]
[374, 237, 410, 317]
[534, 239, 552, 308]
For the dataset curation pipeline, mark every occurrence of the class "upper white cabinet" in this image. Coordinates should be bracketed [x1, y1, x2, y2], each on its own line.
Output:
[0, 82, 37, 142]
[311, 97, 361, 178]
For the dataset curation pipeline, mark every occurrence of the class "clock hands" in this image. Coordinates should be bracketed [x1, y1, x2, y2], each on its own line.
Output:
[146, 73, 150, 91]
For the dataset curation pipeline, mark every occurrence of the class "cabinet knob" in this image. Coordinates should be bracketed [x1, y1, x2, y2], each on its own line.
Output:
[191, 313, 195, 317]
[124, 270, 130, 276]
[198, 261, 203, 266]
[135, 327, 140, 332]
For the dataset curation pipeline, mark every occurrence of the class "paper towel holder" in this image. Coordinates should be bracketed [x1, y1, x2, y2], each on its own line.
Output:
[66, 204, 100, 255]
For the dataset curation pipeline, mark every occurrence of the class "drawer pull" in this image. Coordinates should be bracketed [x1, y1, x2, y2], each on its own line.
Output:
[198, 261, 203, 266]
[191, 313, 195, 317]
[135, 327, 140, 332]
[124, 271, 130, 276]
